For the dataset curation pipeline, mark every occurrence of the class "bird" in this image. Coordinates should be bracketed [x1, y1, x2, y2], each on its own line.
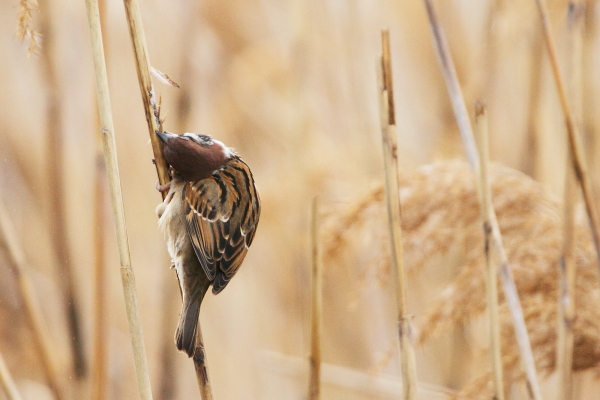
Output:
[155, 130, 260, 357]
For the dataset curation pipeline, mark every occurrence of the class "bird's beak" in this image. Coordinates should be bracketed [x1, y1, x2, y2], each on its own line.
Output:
[156, 130, 177, 143]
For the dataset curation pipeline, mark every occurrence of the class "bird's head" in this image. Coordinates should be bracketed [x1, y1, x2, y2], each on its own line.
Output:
[156, 131, 234, 181]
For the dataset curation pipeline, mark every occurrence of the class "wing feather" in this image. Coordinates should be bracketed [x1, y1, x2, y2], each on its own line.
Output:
[184, 157, 260, 293]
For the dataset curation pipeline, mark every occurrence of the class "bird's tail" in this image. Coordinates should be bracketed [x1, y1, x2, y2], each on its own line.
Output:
[175, 283, 210, 357]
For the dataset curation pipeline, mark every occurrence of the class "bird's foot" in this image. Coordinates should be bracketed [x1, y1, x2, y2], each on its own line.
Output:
[156, 181, 171, 193]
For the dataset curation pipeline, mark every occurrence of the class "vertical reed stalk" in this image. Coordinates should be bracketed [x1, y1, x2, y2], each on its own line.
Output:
[84, 0, 153, 399]
[557, 2, 584, 397]
[120, 1, 214, 396]
[193, 329, 214, 400]
[422, 2, 542, 399]
[0, 348, 24, 400]
[308, 198, 322, 400]
[91, 154, 108, 400]
[475, 102, 505, 400]
[378, 30, 418, 400]
[91, 1, 108, 398]
[532, 0, 600, 268]
[0, 200, 64, 400]
[37, 0, 87, 378]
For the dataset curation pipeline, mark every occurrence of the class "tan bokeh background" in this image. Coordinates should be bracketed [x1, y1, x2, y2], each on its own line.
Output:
[2, 0, 600, 399]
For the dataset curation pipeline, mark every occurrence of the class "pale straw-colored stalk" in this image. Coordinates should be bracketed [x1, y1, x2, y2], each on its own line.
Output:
[532, 0, 600, 268]
[0, 199, 63, 400]
[475, 102, 505, 400]
[0, 350, 23, 400]
[422, 1, 542, 399]
[308, 198, 322, 400]
[378, 29, 418, 400]
[557, 2, 585, 398]
[90, 1, 108, 399]
[84, 0, 153, 399]
[193, 329, 214, 400]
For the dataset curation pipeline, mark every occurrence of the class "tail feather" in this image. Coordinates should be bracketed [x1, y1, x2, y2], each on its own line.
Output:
[175, 296, 201, 357]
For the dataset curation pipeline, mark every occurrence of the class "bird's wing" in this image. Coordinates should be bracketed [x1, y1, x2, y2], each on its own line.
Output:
[183, 158, 260, 293]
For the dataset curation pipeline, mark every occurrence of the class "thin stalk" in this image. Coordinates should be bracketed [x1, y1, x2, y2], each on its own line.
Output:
[475, 102, 505, 400]
[193, 329, 214, 400]
[0, 200, 64, 400]
[308, 198, 322, 400]
[91, 155, 108, 400]
[378, 30, 418, 400]
[532, 0, 600, 268]
[120, 0, 213, 396]
[84, 1, 153, 399]
[91, 1, 108, 398]
[0, 347, 24, 400]
[120, 0, 170, 187]
[557, 2, 584, 397]
[38, 0, 87, 378]
[422, 2, 543, 399]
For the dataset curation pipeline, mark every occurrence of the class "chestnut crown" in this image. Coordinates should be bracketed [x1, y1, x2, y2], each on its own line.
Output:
[156, 131, 233, 181]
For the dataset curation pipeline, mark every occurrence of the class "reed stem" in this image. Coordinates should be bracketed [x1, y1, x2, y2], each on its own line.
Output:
[84, 0, 154, 398]
[557, 2, 584, 397]
[308, 198, 322, 400]
[378, 29, 418, 400]
[475, 102, 505, 400]
[422, 2, 542, 399]
[532, 0, 600, 269]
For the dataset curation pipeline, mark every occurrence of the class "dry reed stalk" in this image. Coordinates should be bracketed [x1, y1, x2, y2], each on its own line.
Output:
[378, 30, 417, 400]
[193, 329, 214, 400]
[0, 199, 64, 400]
[322, 160, 600, 397]
[532, 0, 600, 268]
[84, 0, 154, 399]
[308, 198, 322, 400]
[422, 2, 542, 399]
[557, 3, 585, 398]
[37, 0, 87, 378]
[120, 1, 214, 396]
[91, 153, 108, 400]
[474, 102, 504, 400]
[91, 1, 108, 399]
[0, 349, 24, 400]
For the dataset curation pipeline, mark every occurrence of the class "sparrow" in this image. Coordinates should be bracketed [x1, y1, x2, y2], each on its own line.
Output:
[155, 130, 260, 357]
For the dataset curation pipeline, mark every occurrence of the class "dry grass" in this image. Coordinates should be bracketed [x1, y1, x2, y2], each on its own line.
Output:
[4, 0, 600, 399]
[324, 160, 600, 398]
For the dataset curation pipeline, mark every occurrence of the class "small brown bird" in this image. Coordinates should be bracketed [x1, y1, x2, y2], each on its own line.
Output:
[155, 131, 260, 357]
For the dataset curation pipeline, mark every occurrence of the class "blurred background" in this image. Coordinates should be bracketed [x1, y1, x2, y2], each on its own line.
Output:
[1, 0, 600, 399]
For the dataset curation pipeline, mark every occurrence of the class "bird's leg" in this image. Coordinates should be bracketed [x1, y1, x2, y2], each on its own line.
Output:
[155, 180, 174, 218]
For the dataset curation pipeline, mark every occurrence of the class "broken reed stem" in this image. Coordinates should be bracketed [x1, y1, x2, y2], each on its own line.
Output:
[378, 30, 417, 400]
[37, 0, 87, 378]
[0, 347, 24, 400]
[0, 200, 63, 400]
[308, 198, 322, 400]
[120, 0, 170, 188]
[193, 329, 214, 400]
[84, 1, 153, 399]
[422, 2, 543, 399]
[475, 102, 505, 400]
[533, 0, 600, 268]
[557, 2, 584, 397]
